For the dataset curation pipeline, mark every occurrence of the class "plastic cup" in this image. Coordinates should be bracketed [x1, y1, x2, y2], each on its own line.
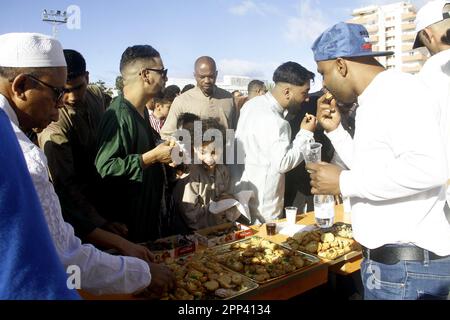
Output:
[303, 142, 322, 164]
[285, 206, 298, 225]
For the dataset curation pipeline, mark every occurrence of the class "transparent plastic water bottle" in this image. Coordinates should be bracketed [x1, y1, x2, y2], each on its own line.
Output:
[343, 196, 352, 221]
[313, 194, 335, 229]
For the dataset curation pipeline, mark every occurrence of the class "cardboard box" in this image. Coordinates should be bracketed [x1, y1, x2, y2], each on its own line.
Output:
[145, 235, 197, 263]
[194, 223, 255, 247]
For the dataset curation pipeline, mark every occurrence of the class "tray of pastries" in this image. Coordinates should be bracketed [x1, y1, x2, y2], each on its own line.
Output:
[206, 236, 320, 284]
[284, 223, 360, 261]
[155, 252, 258, 300]
[194, 222, 255, 247]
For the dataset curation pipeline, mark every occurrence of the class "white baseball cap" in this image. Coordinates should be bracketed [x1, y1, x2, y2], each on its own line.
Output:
[413, 0, 450, 49]
[0, 32, 66, 67]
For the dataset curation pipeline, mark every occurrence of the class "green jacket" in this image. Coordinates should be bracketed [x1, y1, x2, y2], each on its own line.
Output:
[95, 95, 164, 242]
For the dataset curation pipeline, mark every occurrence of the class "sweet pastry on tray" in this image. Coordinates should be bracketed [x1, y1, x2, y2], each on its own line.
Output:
[286, 225, 357, 260]
[151, 252, 255, 300]
[334, 224, 353, 238]
[211, 237, 314, 283]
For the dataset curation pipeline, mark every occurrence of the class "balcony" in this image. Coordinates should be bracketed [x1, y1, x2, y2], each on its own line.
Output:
[385, 19, 395, 25]
[402, 65, 422, 73]
[350, 15, 368, 24]
[352, 5, 378, 16]
[402, 53, 427, 62]
[366, 24, 379, 33]
[402, 44, 414, 52]
[401, 12, 416, 21]
[369, 35, 379, 43]
[386, 39, 397, 47]
[402, 33, 416, 41]
[350, 18, 362, 24]
[385, 30, 396, 37]
[402, 23, 415, 31]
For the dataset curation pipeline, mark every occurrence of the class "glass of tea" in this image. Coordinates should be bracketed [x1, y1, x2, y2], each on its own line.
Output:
[265, 221, 277, 236]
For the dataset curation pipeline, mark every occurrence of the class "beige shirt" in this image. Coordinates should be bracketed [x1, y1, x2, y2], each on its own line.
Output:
[160, 86, 236, 139]
[173, 164, 230, 230]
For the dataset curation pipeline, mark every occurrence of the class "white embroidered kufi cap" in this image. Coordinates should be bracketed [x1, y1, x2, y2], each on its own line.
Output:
[0, 32, 66, 67]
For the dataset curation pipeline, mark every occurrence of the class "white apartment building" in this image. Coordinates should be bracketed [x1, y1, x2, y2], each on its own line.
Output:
[349, 1, 428, 74]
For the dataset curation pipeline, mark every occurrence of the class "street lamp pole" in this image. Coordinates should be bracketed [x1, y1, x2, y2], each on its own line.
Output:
[42, 9, 67, 38]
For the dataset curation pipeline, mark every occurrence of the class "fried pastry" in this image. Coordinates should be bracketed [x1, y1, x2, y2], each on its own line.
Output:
[321, 232, 335, 243]
[204, 280, 219, 291]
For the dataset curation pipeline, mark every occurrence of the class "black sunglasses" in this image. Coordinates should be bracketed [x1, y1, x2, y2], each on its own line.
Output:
[139, 67, 168, 78]
[26, 74, 66, 101]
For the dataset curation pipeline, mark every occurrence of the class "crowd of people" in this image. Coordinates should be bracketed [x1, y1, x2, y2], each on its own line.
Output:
[1, 0, 450, 300]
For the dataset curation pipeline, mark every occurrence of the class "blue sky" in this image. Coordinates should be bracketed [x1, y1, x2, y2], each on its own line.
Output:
[1, 0, 428, 89]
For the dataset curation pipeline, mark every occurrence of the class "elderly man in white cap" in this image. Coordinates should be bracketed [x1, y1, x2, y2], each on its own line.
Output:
[0, 32, 174, 296]
[414, 1, 450, 211]
[0, 107, 80, 300]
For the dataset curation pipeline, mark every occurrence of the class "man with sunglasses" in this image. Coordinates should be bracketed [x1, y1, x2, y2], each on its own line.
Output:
[95, 45, 175, 243]
[38, 49, 157, 263]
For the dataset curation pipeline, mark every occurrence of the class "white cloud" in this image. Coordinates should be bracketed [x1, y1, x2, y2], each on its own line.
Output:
[229, 0, 259, 15]
[229, 0, 280, 17]
[284, 0, 328, 44]
[218, 58, 277, 79]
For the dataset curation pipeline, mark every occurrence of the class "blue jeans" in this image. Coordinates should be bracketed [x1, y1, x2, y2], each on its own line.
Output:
[361, 252, 450, 300]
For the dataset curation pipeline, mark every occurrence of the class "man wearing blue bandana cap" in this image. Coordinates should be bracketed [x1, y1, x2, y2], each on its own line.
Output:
[307, 22, 450, 300]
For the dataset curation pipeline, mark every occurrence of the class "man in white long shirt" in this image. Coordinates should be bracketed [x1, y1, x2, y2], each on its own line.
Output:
[308, 22, 450, 300]
[233, 62, 317, 224]
[0, 32, 174, 296]
[414, 0, 450, 208]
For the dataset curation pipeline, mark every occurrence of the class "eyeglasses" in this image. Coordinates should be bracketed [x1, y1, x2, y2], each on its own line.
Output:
[139, 67, 168, 78]
[26, 74, 66, 101]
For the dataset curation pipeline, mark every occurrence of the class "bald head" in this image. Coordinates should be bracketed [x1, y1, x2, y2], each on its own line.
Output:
[194, 56, 218, 96]
[194, 56, 216, 72]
